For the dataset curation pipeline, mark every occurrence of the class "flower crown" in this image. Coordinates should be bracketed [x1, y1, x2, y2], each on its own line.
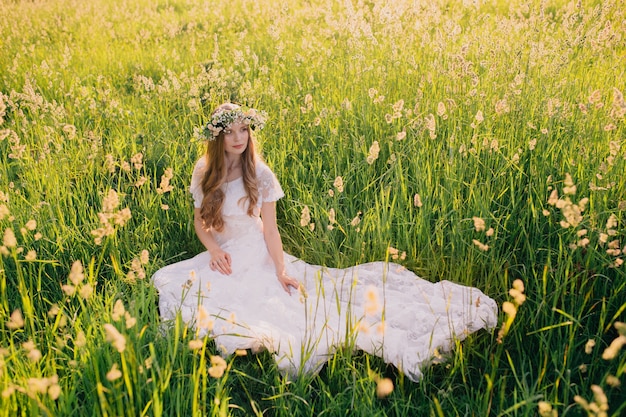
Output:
[202, 107, 267, 140]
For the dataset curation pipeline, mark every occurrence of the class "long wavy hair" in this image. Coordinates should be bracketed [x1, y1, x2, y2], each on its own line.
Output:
[199, 103, 259, 232]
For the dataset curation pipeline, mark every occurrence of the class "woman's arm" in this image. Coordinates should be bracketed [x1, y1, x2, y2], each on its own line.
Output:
[194, 208, 232, 275]
[260, 201, 300, 294]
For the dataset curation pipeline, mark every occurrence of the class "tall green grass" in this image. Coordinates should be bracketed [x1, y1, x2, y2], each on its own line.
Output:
[0, 0, 624, 415]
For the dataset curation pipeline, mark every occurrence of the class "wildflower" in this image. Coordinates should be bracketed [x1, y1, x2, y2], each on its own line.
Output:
[25, 220, 36, 231]
[502, 301, 517, 319]
[602, 333, 625, 360]
[376, 377, 394, 398]
[300, 206, 310, 227]
[61, 284, 76, 296]
[24, 250, 36, 261]
[396, 131, 406, 140]
[495, 98, 510, 115]
[0, 205, 9, 220]
[367, 141, 380, 164]
[235, 349, 247, 356]
[135, 176, 148, 187]
[2, 385, 15, 398]
[156, 168, 174, 194]
[471, 110, 484, 128]
[589, 90, 602, 105]
[112, 300, 125, 322]
[437, 101, 447, 119]
[485, 227, 494, 237]
[102, 189, 120, 212]
[48, 304, 60, 318]
[208, 355, 227, 378]
[327, 208, 336, 230]
[62, 124, 77, 139]
[48, 383, 61, 400]
[606, 214, 617, 230]
[103, 324, 126, 353]
[140, 250, 149, 264]
[388, 246, 399, 260]
[472, 217, 486, 232]
[3, 228, 16, 248]
[424, 113, 436, 139]
[104, 154, 116, 173]
[128, 257, 146, 280]
[27, 375, 59, 396]
[537, 401, 556, 417]
[350, 212, 361, 227]
[529, 139, 537, 150]
[75, 330, 87, 349]
[106, 363, 122, 381]
[498, 280, 526, 343]
[333, 176, 344, 193]
[563, 173, 576, 195]
[413, 194, 423, 207]
[472, 239, 489, 251]
[92, 190, 131, 244]
[130, 153, 143, 170]
[188, 339, 204, 350]
[509, 280, 526, 305]
[34, 232, 42, 241]
[606, 375, 621, 388]
[574, 385, 608, 416]
[123, 312, 136, 329]
[27, 347, 42, 362]
[68, 260, 85, 285]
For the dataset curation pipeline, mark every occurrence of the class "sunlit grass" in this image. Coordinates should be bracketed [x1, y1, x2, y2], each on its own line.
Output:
[0, 0, 625, 415]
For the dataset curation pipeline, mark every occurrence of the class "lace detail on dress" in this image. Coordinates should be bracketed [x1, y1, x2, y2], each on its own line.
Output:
[256, 161, 284, 203]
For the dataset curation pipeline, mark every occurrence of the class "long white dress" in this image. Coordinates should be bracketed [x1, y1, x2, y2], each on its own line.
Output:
[152, 158, 498, 382]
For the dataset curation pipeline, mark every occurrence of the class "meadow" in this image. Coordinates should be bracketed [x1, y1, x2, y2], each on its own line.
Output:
[0, 0, 625, 415]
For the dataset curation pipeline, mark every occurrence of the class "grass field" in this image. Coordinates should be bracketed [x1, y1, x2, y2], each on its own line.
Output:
[1, 0, 625, 415]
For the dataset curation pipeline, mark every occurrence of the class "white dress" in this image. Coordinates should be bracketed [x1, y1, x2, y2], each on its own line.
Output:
[152, 158, 498, 382]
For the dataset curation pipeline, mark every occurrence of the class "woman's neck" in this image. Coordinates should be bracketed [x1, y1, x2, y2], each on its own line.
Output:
[224, 155, 243, 180]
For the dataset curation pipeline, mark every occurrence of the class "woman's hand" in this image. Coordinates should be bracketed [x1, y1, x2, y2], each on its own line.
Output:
[209, 249, 232, 275]
[277, 271, 300, 295]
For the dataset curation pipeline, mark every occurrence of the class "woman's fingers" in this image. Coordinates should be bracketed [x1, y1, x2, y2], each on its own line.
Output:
[210, 255, 232, 275]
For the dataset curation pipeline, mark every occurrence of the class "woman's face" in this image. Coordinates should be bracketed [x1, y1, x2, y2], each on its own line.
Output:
[222, 122, 249, 157]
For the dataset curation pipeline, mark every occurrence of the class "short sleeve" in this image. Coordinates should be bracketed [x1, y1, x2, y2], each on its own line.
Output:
[189, 158, 206, 208]
[256, 161, 284, 203]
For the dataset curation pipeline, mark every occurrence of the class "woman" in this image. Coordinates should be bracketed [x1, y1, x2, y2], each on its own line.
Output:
[152, 103, 498, 382]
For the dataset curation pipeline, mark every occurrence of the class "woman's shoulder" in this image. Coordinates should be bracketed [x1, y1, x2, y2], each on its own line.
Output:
[190, 157, 206, 194]
[193, 157, 207, 173]
[254, 159, 274, 177]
